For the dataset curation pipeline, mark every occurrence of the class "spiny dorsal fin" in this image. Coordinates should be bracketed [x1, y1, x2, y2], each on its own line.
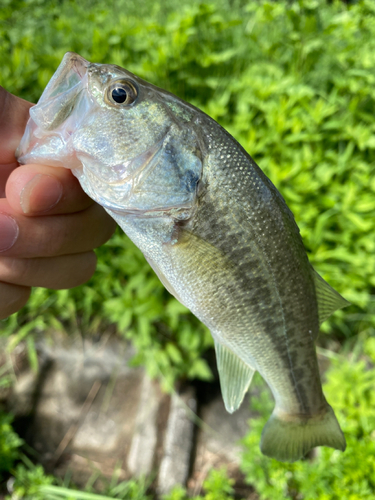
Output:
[214, 341, 255, 413]
[312, 269, 350, 325]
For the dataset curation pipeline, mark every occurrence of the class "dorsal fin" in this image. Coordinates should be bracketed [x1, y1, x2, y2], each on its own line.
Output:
[215, 341, 255, 413]
[312, 269, 350, 325]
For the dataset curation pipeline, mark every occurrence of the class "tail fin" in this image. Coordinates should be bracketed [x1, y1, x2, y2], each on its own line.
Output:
[260, 405, 346, 462]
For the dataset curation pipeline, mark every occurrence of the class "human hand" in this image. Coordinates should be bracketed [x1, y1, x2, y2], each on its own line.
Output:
[0, 86, 117, 320]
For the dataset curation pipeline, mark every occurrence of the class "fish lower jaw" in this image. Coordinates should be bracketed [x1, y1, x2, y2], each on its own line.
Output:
[108, 205, 193, 220]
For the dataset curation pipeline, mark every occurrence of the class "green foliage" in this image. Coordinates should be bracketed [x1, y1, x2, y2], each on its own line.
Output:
[7, 462, 54, 500]
[0, 5, 374, 499]
[0, 413, 23, 478]
[37, 478, 152, 500]
[162, 468, 235, 500]
[200, 468, 235, 500]
[5, 467, 237, 500]
[4, 448, 236, 500]
[240, 336, 375, 500]
[5, 460, 151, 500]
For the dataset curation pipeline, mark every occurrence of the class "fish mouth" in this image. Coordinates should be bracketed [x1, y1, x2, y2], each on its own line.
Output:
[67, 52, 89, 80]
[42, 52, 89, 98]
[16, 52, 91, 164]
[23, 52, 90, 133]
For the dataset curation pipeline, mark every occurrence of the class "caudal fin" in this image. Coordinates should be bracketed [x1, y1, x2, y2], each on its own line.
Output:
[260, 405, 346, 462]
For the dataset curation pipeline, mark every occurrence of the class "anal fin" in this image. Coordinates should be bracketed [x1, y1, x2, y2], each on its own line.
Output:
[215, 341, 255, 413]
[312, 268, 350, 325]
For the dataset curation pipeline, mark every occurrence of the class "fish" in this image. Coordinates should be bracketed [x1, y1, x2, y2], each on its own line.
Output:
[16, 52, 349, 462]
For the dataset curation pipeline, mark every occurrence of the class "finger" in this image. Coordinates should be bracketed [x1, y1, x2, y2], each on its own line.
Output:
[6, 163, 94, 215]
[0, 165, 17, 198]
[0, 87, 33, 167]
[0, 199, 117, 258]
[0, 282, 31, 320]
[0, 251, 97, 289]
[0, 88, 33, 197]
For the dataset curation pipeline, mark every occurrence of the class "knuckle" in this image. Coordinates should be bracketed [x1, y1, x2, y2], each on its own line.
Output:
[9, 257, 34, 282]
[0, 257, 34, 284]
[27, 217, 67, 257]
[43, 220, 68, 256]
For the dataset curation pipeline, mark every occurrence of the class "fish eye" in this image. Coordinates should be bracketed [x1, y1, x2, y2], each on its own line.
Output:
[105, 80, 138, 106]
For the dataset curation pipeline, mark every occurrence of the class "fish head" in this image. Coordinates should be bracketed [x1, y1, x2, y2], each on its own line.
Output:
[17, 52, 203, 217]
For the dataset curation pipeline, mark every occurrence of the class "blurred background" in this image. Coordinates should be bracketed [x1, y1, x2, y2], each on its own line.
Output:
[0, 0, 375, 498]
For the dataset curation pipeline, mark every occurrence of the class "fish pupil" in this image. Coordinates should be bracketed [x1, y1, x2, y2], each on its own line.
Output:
[111, 87, 127, 103]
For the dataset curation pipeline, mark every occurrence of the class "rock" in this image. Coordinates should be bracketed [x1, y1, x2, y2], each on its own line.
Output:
[8, 335, 145, 483]
[157, 386, 197, 494]
[189, 383, 256, 498]
[127, 375, 164, 476]
[6, 335, 258, 497]
[196, 392, 252, 465]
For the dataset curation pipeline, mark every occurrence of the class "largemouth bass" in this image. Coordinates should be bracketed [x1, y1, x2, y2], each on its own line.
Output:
[17, 52, 349, 462]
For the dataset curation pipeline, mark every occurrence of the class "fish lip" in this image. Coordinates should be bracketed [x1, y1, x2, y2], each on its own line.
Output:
[106, 205, 193, 219]
[65, 52, 89, 79]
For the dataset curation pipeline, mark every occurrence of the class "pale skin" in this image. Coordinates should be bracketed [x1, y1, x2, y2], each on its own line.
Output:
[0, 86, 117, 320]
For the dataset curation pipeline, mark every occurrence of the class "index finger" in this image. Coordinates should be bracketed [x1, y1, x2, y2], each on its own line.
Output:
[0, 87, 33, 166]
[6, 163, 94, 215]
[0, 87, 33, 196]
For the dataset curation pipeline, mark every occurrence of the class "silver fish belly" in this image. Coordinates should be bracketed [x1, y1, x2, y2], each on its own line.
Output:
[17, 52, 349, 462]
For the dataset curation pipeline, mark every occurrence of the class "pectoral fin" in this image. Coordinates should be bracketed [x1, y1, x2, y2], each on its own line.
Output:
[215, 341, 255, 413]
[144, 255, 183, 302]
[312, 269, 350, 325]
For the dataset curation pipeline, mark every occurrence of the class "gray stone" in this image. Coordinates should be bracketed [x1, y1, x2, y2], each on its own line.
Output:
[127, 374, 161, 476]
[189, 391, 255, 495]
[5, 335, 259, 497]
[196, 392, 252, 464]
[8, 335, 145, 484]
[158, 387, 197, 494]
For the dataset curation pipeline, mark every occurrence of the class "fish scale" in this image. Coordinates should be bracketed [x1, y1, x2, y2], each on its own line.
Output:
[195, 122, 315, 362]
[192, 154, 318, 413]
[16, 52, 349, 462]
